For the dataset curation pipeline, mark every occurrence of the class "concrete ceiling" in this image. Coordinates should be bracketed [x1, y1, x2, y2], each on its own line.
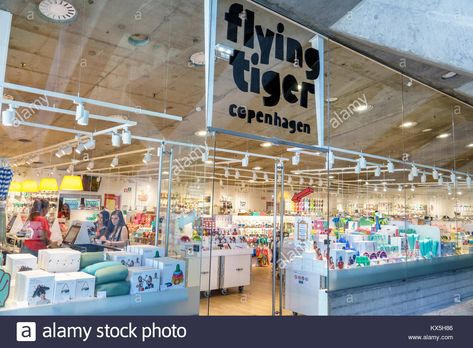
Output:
[0, 0, 472, 191]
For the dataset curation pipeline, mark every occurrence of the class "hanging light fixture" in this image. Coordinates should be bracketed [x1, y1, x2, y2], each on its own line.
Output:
[299, 177, 304, 185]
[410, 184, 415, 192]
[410, 164, 418, 177]
[60, 175, 83, 191]
[202, 146, 209, 162]
[438, 175, 444, 185]
[252, 171, 257, 181]
[224, 168, 230, 178]
[358, 155, 367, 169]
[39, 177, 58, 191]
[450, 172, 456, 184]
[421, 173, 427, 183]
[121, 127, 132, 145]
[383, 185, 387, 192]
[21, 180, 39, 192]
[84, 137, 96, 150]
[143, 151, 152, 164]
[111, 132, 121, 147]
[75, 142, 86, 154]
[235, 170, 240, 179]
[219, 179, 223, 187]
[432, 168, 439, 180]
[292, 152, 300, 166]
[354, 162, 361, 174]
[75, 102, 89, 126]
[398, 184, 403, 192]
[408, 172, 414, 181]
[264, 173, 269, 182]
[374, 185, 378, 192]
[111, 156, 119, 168]
[309, 178, 314, 186]
[375, 166, 381, 177]
[66, 164, 73, 174]
[242, 153, 249, 167]
[447, 184, 452, 195]
[8, 181, 22, 193]
[318, 177, 323, 187]
[288, 176, 292, 184]
[2, 104, 16, 126]
[467, 176, 472, 189]
[86, 161, 94, 171]
[387, 160, 395, 173]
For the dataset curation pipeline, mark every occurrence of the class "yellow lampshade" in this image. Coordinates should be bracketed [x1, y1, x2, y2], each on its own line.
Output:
[8, 181, 22, 192]
[21, 180, 39, 192]
[60, 175, 83, 191]
[39, 177, 59, 191]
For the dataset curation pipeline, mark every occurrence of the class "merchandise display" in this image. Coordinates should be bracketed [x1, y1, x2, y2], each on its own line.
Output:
[106, 251, 143, 267]
[127, 267, 160, 294]
[5, 253, 37, 281]
[15, 270, 55, 306]
[145, 257, 186, 291]
[38, 249, 81, 273]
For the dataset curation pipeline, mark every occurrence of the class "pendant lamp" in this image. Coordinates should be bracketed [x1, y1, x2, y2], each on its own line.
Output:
[39, 177, 59, 191]
[60, 175, 83, 191]
[21, 180, 39, 192]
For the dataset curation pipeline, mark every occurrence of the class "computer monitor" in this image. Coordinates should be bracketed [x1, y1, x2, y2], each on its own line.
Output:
[63, 224, 81, 244]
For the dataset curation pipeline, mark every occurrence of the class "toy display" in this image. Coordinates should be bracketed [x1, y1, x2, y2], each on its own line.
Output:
[146, 257, 186, 291]
[106, 251, 143, 267]
[127, 267, 159, 294]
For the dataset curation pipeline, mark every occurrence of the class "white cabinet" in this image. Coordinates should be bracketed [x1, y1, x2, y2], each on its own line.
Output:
[220, 254, 251, 290]
[200, 256, 219, 292]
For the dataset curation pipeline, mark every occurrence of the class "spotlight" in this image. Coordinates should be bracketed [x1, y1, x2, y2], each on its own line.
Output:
[235, 170, 240, 179]
[143, 151, 152, 164]
[467, 176, 472, 189]
[66, 164, 73, 174]
[242, 154, 249, 167]
[111, 132, 121, 147]
[438, 175, 444, 185]
[252, 171, 257, 181]
[447, 184, 452, 195]
[374, 185, 378, 192]
[383, 185, 387, 192]
[411, 184, 415, 192]
[354, 162, 361, 174]
[63, 145, 73, 156]
[75, 102, 89, 126]
[450, 172, 456, 184]
[375, 166, 381, 177]
[55, 148, 65, 158]
[292, 152, 300, 166]
[408, 172, 414, 181]
[86, 161, 94, 171]
[121, 128, 132, 145]
[264, 173, 269, 182]
[288, 176, 292, 184]
[411, 164, 418, 177]
[84, 138, 96, 150]
[432, 168, 439, 180]
[224, 168, 230, 178]
[358, 155, 367, 169]
[318, 178, 323, 187]
[75, 142, 86, 154]
[299, 177, 304, 185]
[421, 173, 427, 183]
[111, 156, 119, 168]
[387, 160, 395, 173]
[202, 146, 209, 162]
[309, 178, 314, 186]
[2, 104, 16, 126]
[328, 151, 335, 165]
[398, 185, 403, 192]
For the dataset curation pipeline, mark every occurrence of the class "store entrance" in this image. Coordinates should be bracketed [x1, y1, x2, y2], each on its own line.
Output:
[197, 133, 290, 316]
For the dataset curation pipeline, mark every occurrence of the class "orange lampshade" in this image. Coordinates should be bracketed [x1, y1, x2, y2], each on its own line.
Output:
[8, 181, 22, 192]
[39, 177, 59, 191]
[60, 175, 83, 191]
[21, 180, 39, 192]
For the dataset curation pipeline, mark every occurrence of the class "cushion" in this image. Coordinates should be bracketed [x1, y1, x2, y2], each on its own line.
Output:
[95, 281, 131, 297]
[80, 252, 105, 269]
[82, 261, 121, 275]
[94, 265, 128, 285]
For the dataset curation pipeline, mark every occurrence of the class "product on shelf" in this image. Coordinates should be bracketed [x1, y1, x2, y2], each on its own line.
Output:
[127, 267, 160, 294]
[37, 249, 81, 273]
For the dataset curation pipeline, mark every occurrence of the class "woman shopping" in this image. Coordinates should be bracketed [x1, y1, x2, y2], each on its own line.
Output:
[105, 210, 129, 248]
[22, 199, 51, 255]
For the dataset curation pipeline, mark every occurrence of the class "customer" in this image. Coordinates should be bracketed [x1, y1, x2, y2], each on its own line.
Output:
[23, 199, 51, 256]
[57, 203, 70, 220]
[95, 210, 110, 240]
[106, 210, 129, 248]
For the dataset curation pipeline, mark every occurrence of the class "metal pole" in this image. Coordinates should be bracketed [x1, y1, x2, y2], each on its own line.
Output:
[0, 10, 12, 114]
[154, 144, 164, 247]
[204, 0, 217, 128]
[279, 161, 285, 316]
[164, 148, 174, 256]
[272, 161, 278, 316]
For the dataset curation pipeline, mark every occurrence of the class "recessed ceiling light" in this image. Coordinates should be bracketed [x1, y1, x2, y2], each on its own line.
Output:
[326, 97, 338, 103]
[189, 51, 205, 67]
[354, 104, 373, 113]
[128, 33, 150, 47]
[441, 71, 457, 79]
[400, 121, 417, 128]
[422, 128, 432, 133]
[38, 0, 78, 24]
[194, 130, 207, 137]
[466, 143, 473, 148]
[260, 142, 272, 148]
[437, 133, 451, 139]
[253, 166, 262, 171]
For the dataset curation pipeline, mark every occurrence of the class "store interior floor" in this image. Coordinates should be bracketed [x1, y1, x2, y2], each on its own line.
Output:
[200, 264, 291, 316]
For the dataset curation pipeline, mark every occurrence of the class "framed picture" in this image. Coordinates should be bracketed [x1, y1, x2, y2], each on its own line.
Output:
[84, 198, 100, 209]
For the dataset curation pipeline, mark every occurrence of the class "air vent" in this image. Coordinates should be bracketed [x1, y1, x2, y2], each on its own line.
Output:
[38, 0, 78, 24]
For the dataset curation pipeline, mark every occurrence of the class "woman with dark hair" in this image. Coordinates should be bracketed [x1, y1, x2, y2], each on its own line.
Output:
[23, 199, 51, 255]
[57, 203, 70, 220]
[95, 210, 110, 240]
[106, 210, 129, 248]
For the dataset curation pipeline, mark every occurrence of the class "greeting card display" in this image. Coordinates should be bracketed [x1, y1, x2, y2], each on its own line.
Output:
[38, 249, 81, 273]
[127, 267, 159, 294]
[15, 270, 55, 306]
[5, 254, 38, 281]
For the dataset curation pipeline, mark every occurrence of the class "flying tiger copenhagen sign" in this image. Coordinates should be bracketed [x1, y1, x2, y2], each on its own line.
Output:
[223, 2, 321, 135]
